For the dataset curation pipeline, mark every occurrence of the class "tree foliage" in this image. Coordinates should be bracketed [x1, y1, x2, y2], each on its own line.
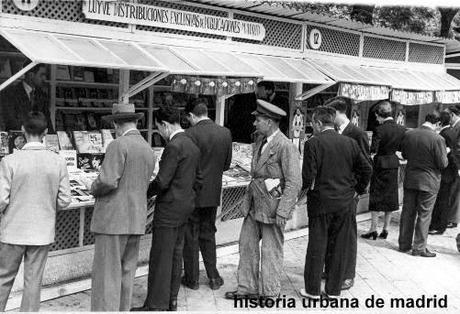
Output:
[263, 1, 459, 38]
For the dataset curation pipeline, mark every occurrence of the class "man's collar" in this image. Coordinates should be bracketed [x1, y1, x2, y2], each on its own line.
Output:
[339, 118, 350, 134]
[22, 81, 33, 99]
[453, 118, 460, 128]
[22, 142, 46, 150]
[121, 128, 138, 137]
[383, 117, 394, 122]
[170, 129, 185, 141]
[195, 117, 212, 125]
[421, 122, 436, 131]
[265, 128, 280, 144]
[440, 125, 450, 132]
[321, 127, 335, 133]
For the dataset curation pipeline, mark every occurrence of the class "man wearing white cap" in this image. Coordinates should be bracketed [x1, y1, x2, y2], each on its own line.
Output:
[88, 103, 155, 311]
[225, 99, 301, 300]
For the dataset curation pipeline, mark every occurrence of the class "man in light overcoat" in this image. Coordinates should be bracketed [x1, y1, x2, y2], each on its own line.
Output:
[225, 99, 301, 299]
[88, 103, 155, 311]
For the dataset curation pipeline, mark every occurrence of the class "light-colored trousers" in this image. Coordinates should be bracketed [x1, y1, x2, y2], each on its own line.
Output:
[91, 234, 140, 311]
[0, 242, 49, 312]
[236, 214, 284, 297]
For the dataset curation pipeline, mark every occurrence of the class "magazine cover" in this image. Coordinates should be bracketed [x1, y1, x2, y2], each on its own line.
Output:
[8, 131, 26, 154]
[0, 132, 9, 155]
[73, 131, 104, 154]
[57, 131, 74, 150]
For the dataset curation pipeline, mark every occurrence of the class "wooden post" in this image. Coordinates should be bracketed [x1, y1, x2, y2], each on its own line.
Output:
[289, 82, 302, 138]
[50, 64, 57, 131]
[118, 70, 130, 104]
[147, 86, 154, 146]
[215, 96, 225, 126]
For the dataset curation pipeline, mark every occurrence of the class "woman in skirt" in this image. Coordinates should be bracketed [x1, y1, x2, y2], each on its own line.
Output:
[362, 101, 406, 240]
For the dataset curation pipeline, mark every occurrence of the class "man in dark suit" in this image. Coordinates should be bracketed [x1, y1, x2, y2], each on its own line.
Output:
[399, 113, 448, 257]
[88, 103, 155, 311]
[301, 106, 372, 299]
[430, 111, 457, 235]
[0, 62, 53, 132]
[182, 98, 232, 290]
[325, 96, 370, 291]
[132, 106, 202, 312]
[446, 105, 460, 229]
[256, 81, 289, 135]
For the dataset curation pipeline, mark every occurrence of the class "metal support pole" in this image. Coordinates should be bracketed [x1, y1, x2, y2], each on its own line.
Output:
[215, 96, 226, 126]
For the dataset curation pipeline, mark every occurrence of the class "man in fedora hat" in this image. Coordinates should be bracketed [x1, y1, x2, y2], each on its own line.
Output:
[225, 99, 301, 300]
[86, 103, 155, 311]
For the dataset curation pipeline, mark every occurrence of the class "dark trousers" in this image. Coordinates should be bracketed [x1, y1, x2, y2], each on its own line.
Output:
[447, 176, 460, 224]
[325, 197, 358, 280]
[91, 234, 140, 311]
[399, 188, 437, 252]
[183, 207, 219, 283]
[144, 224, 185, 310]
[304, 207, 353, 296]
[0, 242, 49, 312]
[430, 179, 453, 232]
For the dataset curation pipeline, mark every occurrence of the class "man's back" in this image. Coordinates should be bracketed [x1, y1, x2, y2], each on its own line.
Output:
[149, 132, 202, 227]
[303, 130, 372, 216]
[401, 127, 448, 193]
[371, 120, 406, 156]
[91, 131, 155, 235]
[343, 123, 371, 161]
[186, 120, 232, 208]
[0, 145, 70, 245]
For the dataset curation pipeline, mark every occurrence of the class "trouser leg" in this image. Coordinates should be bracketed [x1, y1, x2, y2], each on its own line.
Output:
[413, 191, 437, 252]
[91, 234, 125, 311]
[198, 207, 219, 279]
[20, 245, 49, 312]
[304, 214, 328, 296]
[398, 189, 418, 251]
[0, 243, 25, 312]
[119, 235, 140, 311]
[170, 224, 185, 302]
[344, 197, 358, 280]
[431, 180, 449, 231]
[325, 209, 353, 296]
[448, 177, 460, 224]
[236, 214, 260, 295]
[145, 226, 178, 310]
[260, 223, 284, 296]
[183, 209, 200, 283]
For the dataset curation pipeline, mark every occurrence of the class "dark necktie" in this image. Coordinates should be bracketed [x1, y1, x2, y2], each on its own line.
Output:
[258, 138, 267, 158]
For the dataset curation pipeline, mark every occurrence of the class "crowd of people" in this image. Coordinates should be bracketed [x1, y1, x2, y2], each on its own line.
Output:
[0, 91, 459, 311]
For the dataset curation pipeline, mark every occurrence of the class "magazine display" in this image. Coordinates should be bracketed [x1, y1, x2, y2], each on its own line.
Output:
[223, 142, 253, 187]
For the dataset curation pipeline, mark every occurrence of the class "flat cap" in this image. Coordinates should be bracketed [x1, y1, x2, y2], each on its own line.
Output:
[252, 99, 287, 120]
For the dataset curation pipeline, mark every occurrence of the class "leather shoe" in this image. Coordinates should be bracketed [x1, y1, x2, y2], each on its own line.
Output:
[131, 305, 168, 311]
[428, 229, 444, 235]
[181, 276, 199, 290]
[447, 222, 457, 228]
[209, 276, 224, 290]
[341, 278, 354, 290]
[412, 249, 436, 257]
[169, 299, 177, 311]
[399, 247, 411, 253]
[224, 290, 258, 300]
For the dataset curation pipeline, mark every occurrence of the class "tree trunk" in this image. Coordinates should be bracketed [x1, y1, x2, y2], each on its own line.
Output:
[439, 8, 459, 38]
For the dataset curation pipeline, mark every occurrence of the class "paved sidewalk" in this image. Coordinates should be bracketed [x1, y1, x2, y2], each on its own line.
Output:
[24, 213, 460, 312]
